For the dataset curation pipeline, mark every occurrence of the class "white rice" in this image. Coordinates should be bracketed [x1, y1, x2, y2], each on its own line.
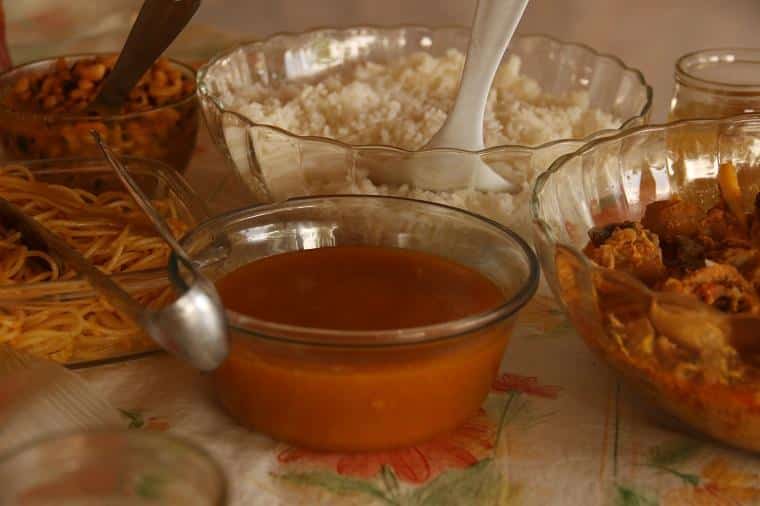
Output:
[223, 50, 620, 239]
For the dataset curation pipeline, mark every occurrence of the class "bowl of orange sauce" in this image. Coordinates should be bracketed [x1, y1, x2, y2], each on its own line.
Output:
[172, 195, 539, 452]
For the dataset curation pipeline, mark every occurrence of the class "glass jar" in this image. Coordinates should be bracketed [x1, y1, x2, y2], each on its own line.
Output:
[670, 48, 760, 121]
[0, 429, 227, 505]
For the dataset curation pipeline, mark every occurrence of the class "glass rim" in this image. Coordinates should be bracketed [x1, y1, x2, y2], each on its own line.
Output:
[531, 112, 760, 322]
[675, 47, 760, 93]
[0, 427, 228, 506]
[197, 25, 653, 156]
[0, 52, 198, 121]
[172, 194, 540, 348]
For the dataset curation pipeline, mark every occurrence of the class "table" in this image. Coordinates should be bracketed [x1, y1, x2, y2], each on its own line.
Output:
[12, 2, 760, 503]
[80, 286, 760, 505]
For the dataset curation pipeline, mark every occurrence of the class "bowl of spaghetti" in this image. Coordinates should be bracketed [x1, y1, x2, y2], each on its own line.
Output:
[0, 157, 207, 365]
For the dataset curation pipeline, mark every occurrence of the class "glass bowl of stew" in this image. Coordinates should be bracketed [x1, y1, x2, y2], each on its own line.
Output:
[531, 113, 760, 452]
[171, 195, 539, 452]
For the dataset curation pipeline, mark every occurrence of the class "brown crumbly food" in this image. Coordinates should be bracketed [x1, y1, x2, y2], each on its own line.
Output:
[661, 263, 760, 314]
[699, 206, 749, 247]
[583, 222, 666, 284]
[661, 235, 706, 274]
[575, 170, 760, 449]
[582, 186, 760, 386]
[641, 198, 703, 242]
[6, 56, 195, 114]
[0, 56, 198, 170]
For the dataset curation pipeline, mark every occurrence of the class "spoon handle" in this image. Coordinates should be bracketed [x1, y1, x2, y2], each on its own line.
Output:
[91, 0, 200, 112]
[0, 197, 146, 325]
[429, 0, 529, 148]
[92, 131, 195, 269]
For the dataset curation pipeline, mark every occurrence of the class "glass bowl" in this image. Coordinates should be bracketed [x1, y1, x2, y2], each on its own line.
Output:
[197, 27, 652, 238]
[171, 195, 539, 452]
[670, 48, 760, 121]
[0, 54, 199, 172]
[0, 157, 208, 366]
[531, 113, 760, 452]
[0, 429, 227, 505]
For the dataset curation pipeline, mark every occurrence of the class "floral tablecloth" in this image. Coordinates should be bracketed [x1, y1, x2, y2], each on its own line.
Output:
[78, 285, 760, 506]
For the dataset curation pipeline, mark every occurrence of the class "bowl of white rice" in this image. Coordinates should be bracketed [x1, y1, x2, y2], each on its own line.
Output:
[198, 26, 652, 240]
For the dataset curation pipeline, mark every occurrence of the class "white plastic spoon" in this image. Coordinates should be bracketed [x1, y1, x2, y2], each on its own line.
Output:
[394, 0, 529, 193]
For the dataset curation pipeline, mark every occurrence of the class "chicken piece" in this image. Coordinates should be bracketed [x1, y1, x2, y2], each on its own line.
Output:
[661, 263, 760, 314]
[661, 235, 706, 273]
[641, 198, 703, 242]
[698, 206, 750, 247]
[584, 222, 666, 284]
[586, 221, 636, 246]
[708, 247, 759, 271]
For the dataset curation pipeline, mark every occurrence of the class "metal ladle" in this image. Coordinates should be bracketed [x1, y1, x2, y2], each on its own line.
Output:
[90, 132, 228, 370]
[0, 190, 228, 371]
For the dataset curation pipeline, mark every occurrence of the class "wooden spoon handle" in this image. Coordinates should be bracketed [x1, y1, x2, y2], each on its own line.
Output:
[91, 0, 200, 112]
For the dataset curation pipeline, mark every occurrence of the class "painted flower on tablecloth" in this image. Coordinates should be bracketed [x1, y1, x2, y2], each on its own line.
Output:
[278, 409, 494, 485]
[660, 457, 760, 505]
[277, 372, 560, 488]
[492, 372, 561, 399]
[618, 438, 760, 506]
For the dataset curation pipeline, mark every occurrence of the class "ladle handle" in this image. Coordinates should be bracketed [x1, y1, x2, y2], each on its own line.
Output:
[429, 0, 529, 148]
[91, 0, 200, 112]
[92, 131, 196, 270]
[0, 197, 146, 325]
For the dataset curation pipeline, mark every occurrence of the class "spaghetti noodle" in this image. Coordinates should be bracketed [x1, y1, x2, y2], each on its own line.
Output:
[0, 164, 188, 363]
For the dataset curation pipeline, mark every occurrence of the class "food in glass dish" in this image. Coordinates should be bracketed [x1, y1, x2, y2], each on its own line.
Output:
[581, 162, 760, 388]
[214, 245, 506, 451]
[532, 114, 760, 453]
[225, 51, 620, 229]
[0, 163, 190, 363]
[229, 51, 619, 150]
[175, 195, 538, 451]
[0, 55, 198, 171]
[199, 29, 652, 237]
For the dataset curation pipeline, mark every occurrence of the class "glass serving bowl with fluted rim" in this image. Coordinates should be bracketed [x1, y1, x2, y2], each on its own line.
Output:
[196, 26, 652, 239]
[531, 113, 760, 452]
[0, 428, 228, 505]
[0, 53, 199, 172]
[170, 195, 539, 451]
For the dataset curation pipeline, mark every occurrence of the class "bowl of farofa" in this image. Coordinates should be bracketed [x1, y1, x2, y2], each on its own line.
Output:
[198, 26, 652, 238]
[0, 157, 207, 365]
[0, 54, 199, 172]
[532, 113, 760, 452]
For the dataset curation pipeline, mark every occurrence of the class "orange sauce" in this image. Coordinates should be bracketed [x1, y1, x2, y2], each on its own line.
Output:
[212, 246, 513, 451]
